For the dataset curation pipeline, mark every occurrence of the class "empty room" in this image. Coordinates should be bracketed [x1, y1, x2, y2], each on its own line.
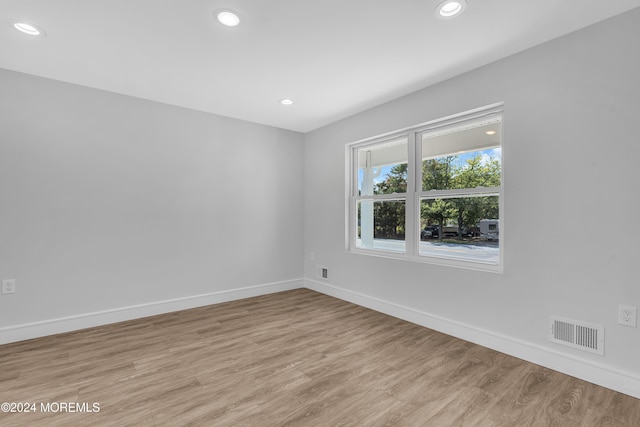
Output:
[1, 1, 640, 425]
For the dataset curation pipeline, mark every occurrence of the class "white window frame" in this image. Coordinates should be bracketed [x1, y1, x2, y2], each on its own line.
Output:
[346, 103, 504, 273]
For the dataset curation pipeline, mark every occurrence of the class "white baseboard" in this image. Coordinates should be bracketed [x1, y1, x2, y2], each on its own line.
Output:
[304, 279, 640, 399]
[0, 278, 304, 345]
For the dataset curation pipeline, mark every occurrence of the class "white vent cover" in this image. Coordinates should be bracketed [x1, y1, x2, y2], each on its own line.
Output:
[549, 316, 604, 355]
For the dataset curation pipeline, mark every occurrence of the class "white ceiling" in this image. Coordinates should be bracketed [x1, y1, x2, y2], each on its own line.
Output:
[2, 1, 639, 132]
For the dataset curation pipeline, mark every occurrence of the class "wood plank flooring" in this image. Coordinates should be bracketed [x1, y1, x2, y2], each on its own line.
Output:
[1, 288, 639, 426]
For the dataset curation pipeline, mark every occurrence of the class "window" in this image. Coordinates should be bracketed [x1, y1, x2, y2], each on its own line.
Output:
[348, 104, 503, 271]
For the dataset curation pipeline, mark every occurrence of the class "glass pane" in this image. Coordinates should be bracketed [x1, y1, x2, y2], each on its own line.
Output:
[357, 199, 406, 253]
[419, 196, 499, 264]
[357, 137, 408, 195]
[422, 122, 501, 191]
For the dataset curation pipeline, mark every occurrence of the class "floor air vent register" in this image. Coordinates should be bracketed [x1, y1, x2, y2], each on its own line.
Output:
[549, 316, 604, 355]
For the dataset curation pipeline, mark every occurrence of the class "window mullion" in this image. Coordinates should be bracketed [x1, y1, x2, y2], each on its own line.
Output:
[414, 130, 423, 257]
[348, 147, 358, 250]
[418, 187, 500, 199]
[355, 194, 407, 202]
[405, 133, 417, 255]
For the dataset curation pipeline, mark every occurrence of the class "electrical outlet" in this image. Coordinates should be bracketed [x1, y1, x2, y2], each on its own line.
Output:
[2, 279, 16, 295]
[618, 305, 637, 327]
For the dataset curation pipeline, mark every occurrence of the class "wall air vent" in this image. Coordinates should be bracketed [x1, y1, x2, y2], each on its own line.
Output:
[316, 265, 328, 280]
[549, 316, 604, 355]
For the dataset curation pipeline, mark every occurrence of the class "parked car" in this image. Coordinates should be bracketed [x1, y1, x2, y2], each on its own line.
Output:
[421, 225, 474, 239]
[421, 225, 439, 239]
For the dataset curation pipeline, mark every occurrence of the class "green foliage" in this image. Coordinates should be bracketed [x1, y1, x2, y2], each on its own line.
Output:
[367, 152, 500, 240]
[443, 154, 501, 236]
[421, 199, 456, 239]
[423, 156, 456, 190]
[373, 200, 405, 239]
[374, 164, 407, 194]
[453, 155, 501, 189]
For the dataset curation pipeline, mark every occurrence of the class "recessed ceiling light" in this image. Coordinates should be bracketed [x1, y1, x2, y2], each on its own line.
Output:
[14, 22, 44, 36]
[216, 10, 240, 27]
[486, 130, 496, 135]
[435, 0, 467, 19]
[279, 99, 294, 106]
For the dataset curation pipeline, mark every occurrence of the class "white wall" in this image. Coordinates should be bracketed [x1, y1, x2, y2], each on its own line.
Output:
[0, 69, 305, 337]
[304, 8, 640, 396]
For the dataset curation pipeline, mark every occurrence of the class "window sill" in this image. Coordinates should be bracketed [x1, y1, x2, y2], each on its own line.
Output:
[347, 247, 503, 274]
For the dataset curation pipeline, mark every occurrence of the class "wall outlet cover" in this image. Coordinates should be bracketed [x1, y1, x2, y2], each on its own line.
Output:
[2, 279, 16, 295]
[618, 305, 637, 327]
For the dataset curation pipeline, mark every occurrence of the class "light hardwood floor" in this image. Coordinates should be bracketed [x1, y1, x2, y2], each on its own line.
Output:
[1, 288, 639, 426]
